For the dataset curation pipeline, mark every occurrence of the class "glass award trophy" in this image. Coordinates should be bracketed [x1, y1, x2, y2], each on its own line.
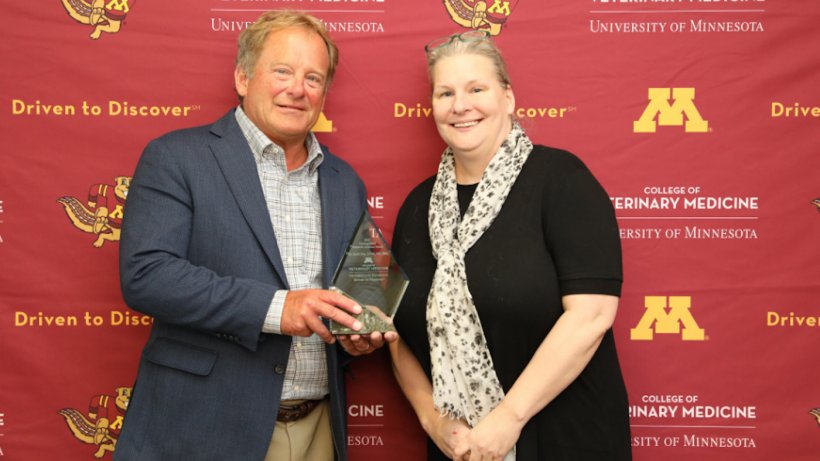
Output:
[329, 210, 409, 334]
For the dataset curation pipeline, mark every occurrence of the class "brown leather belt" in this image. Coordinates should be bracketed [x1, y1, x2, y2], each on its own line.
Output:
[276, 399, 322, 423]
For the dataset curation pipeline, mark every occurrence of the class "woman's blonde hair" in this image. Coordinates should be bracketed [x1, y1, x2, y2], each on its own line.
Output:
[425, 32, 511, 89]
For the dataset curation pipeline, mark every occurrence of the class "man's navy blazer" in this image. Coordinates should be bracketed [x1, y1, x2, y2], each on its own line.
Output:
[114, 110, 366, 460]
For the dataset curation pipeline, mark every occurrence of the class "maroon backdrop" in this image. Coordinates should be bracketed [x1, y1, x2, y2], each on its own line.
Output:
[1, 1, 818, 459]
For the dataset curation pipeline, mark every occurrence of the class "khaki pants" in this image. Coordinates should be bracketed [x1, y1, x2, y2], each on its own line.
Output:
[265, 399, 333, 461]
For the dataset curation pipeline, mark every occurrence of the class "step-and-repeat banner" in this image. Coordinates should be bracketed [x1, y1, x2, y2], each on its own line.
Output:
[1, 1, 818, 459]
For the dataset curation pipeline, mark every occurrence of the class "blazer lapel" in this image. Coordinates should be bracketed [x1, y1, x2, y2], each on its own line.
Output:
[318, 157, 350, 288]
[208, 112, 289, 288]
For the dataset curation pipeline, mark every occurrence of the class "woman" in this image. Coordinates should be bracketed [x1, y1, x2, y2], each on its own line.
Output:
[389, 30, 631, 461]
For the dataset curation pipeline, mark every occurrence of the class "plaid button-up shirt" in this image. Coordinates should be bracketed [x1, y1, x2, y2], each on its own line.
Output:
[235, 107, 328, 400]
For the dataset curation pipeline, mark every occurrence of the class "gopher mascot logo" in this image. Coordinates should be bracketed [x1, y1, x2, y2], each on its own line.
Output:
[61, 0, 135, 40]
[441, 0, 518, 35]
[57, 176, 130, 248]
[59, 387, 132, 459]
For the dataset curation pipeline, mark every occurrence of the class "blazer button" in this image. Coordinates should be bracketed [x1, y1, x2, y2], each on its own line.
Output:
[274, 364, 285, 374]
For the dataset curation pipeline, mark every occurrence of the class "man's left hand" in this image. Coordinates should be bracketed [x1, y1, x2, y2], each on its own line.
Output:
[337, 331, 398, 356]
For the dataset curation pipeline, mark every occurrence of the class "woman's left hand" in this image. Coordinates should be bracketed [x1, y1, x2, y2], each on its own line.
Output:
[453, 403, 523, 461]
[337, 331, 398, 356]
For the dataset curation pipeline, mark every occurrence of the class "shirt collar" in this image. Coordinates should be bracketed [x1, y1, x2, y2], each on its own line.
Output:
[234, 106, 324, 174]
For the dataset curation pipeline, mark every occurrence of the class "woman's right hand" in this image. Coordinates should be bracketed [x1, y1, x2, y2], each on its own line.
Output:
[388, 339, 470, 459]
[427, 413, 471, 459]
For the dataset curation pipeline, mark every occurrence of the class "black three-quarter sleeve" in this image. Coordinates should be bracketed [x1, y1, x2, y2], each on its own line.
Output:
[543, 157, 623, 297]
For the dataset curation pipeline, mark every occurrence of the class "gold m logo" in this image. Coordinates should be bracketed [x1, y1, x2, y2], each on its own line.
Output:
[106, 0, 131, 13]
[633, 88, 708, 133]
[311, 112, 333, 133]
[488, 0, 511, 16]
[631, 296, 705, 340]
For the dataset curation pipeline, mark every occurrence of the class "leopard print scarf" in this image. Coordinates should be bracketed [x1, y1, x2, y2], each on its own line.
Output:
[427, 122, 532, 455]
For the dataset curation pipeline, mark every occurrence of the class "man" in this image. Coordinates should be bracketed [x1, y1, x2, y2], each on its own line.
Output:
[115, 11, 392, 461]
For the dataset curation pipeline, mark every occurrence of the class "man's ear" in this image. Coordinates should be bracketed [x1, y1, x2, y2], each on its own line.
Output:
[234, 67, 249, 99]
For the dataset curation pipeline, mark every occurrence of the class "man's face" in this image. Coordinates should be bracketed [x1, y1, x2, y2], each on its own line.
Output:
[235, 27, 329, 147]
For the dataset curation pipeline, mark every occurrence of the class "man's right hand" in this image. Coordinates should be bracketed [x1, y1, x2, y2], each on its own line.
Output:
[281, 289, 363, 343]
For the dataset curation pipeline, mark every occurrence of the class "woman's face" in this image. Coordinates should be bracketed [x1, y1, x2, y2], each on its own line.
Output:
[431, 53, 514, 161]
